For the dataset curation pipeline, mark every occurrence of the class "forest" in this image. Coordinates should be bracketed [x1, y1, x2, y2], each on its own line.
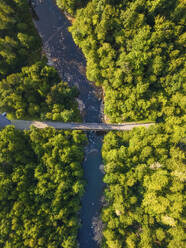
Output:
[0, 1, 87, 247]
[67, 0, 185, 123]
[0, 0, 41, 79]
[0, 126, 87, 248]
[0, 0, 185, 247]
[0, 0, 80, 122]
[102, 125, 185, 248]
[56, 0, 186, 247]
[0, 62, 80, 121]
[56, 0, 89, 15]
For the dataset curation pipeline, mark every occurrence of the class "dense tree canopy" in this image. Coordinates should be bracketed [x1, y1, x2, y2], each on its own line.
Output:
[0, 0, 81, 122]
[0, 61, 80, 121]
[0, 0, 41, 79]
[0, 2, 86, 245]
[67, 1, 186, 247]
[56, 0, 89, 15]
[0, 126, 87, 248]
[101, 125, 185, 248]
[70, 0, 185, 122]
[0, 1, 185, 247]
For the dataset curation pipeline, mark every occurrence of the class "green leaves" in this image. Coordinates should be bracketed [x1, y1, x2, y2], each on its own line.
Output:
[0, 62, 80, 121]
[101, 126, 185, 247]
[56, 0, 88, 15]
[70, 0, 185, 123]
[0, 127, 86, 247]
[0, 0, 41, 79]
[0, 0, 81, 123]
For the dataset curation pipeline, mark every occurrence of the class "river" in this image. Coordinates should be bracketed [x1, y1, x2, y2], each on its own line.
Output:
[33, 0, 105, 247]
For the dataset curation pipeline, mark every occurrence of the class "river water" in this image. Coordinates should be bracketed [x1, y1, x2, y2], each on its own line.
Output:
[33, 0, 105, 247]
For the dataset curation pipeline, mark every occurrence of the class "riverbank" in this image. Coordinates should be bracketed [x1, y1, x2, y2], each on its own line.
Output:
[32, 1, 105, 247]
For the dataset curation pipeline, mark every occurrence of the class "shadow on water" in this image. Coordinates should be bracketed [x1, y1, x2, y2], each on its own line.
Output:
[33, 0, 105, 247]
[29, 0, 39, 20]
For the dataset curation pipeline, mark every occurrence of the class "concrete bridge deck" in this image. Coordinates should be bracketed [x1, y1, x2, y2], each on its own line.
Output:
[11, 120, 155, 131]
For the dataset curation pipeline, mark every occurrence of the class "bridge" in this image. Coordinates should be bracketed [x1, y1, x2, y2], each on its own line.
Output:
[11, 120, 155, 131]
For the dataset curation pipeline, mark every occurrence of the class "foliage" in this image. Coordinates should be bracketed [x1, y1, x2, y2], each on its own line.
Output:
[0, 0, 81, 122]
[56, 0, 89, 15]
[0, 2, 86, 245]
[0, 126, 87, 248]
[70, 0, 186, 122]
[0, 1, 85, 247]
[0, 0, 41, 79]
[0, 61, 80, 121]
[101, 125, 186, 248]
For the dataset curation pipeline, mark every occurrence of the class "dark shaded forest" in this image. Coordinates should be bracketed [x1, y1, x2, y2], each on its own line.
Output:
[56, 0, 89, 15]
[0, 0, 41, 79]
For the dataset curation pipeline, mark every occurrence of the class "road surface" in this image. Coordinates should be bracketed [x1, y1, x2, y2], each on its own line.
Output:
[11, 120, 155, 131]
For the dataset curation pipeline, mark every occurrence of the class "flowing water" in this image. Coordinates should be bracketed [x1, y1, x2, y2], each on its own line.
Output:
[33, 0, 105, 247]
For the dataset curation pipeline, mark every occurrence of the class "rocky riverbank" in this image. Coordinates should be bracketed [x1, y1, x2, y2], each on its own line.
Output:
[32, 1, 105, 247]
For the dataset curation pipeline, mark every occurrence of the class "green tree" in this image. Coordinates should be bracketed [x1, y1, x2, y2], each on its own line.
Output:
[101, 124, 185, 248]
